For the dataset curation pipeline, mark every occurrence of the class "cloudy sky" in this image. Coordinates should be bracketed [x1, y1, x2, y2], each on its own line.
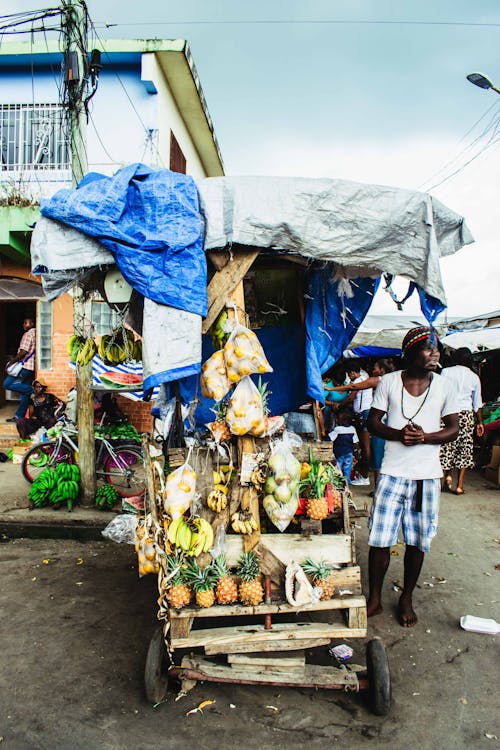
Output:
[3, 0, 500, 318]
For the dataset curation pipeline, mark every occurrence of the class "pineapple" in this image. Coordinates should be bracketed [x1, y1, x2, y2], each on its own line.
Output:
[165, 552, 191, 609]
[236, 551, 264, 606]
[185, 559, 217, 608]
[306, 496, 329, 520]
[208, 399, 232, 443]
[213, 554, 238, 605]
[300, 558, 336, 600]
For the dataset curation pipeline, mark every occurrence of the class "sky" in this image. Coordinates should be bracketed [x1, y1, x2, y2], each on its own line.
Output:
[2, 0, 500, 319]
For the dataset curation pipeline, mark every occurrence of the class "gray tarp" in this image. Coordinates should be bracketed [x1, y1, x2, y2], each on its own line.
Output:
[197, 175, 474, 304]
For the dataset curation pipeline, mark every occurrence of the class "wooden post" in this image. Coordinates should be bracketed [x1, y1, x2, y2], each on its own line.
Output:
[64, 0, 96, 506]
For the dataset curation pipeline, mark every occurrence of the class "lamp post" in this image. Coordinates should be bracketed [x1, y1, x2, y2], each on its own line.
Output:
[466, 72, 500, 95]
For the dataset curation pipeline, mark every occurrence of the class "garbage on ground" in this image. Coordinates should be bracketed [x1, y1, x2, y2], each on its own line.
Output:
[460, 615, 500, 635]
[329, 644, 354, 662]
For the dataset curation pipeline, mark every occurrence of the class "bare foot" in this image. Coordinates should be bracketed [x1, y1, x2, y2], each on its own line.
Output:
[398, 594, 417, 627]
[367, 597, 383, 618]
[455, 487, 465, 495]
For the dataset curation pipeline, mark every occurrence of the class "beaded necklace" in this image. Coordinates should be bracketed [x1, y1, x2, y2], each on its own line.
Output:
[400, 372, 433, 426]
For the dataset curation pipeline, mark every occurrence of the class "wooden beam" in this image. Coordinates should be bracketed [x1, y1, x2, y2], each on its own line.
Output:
[202, 247, 259, 333]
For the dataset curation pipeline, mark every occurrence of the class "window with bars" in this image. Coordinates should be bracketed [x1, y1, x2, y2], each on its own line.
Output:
[90, 301, 120, 335]
[38, 300, 53, 370]
[0, 103, 70, 171]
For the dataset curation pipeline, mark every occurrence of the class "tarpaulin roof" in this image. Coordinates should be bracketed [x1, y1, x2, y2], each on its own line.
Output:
[197, 175, 473, 304]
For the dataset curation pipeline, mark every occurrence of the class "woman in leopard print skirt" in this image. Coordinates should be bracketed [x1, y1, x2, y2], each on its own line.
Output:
[440, 348, 484, 495]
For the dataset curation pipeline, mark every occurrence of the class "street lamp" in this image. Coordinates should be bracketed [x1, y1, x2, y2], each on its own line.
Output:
[466, 72, 500, 95]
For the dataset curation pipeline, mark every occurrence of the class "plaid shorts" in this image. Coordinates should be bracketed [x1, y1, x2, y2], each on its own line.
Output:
[368, 474, 441, 553]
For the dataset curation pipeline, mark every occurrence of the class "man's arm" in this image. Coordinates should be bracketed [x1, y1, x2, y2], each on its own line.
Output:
[367, 407, 403, 442]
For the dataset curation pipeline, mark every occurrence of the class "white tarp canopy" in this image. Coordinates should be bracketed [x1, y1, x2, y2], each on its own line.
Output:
[197, 175, 474, 304]
[442, 326, 500, 352]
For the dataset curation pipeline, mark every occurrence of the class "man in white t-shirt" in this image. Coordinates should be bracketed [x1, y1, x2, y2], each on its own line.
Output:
[366, 327, 458, 627]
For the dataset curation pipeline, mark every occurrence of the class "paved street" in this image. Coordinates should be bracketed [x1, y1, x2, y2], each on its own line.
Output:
[0, 471, 499, 749]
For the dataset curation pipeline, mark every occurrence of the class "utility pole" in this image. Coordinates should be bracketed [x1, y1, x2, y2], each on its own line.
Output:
[64, 0, 96, 505]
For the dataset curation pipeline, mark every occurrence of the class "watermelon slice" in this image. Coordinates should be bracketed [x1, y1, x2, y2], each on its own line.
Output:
[99, 372, 144, 389]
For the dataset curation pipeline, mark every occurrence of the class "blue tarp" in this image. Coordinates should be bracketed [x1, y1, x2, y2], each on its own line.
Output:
[40, 164, 207, 317]
[305, 269, 380, 403]
[350, 346, 402, 357]
[164, 325, 308, 430]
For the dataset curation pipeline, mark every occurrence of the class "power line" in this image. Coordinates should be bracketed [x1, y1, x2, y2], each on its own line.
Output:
[425, 134, 500, 192]
[92, 19, 500, 28]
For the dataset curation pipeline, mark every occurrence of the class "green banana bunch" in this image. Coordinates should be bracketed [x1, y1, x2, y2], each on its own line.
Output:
[95, 483, 119, 510]
[167, 516, 214, 557]
[51, 462, 80, 511]
[98, 328, 136, 365]
[209, 309, 230, 350]
[75, 337, 98, 366]
[28, 468, 58, 508]
[67, 335, 85, 364]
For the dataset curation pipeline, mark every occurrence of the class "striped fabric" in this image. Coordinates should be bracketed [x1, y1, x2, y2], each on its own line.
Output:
[69, 354, 159, 402]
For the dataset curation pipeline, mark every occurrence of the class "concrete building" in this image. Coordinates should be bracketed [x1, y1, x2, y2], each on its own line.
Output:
[0, 38, 223, 430]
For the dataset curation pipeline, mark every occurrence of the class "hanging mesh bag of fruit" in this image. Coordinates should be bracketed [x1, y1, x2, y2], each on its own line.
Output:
[200, 349, 232, 401]
[225, 375, 266, 437]
[164, 451, 197, 519]
[223, 308, 273, 385]
[263, 431, 302, 531]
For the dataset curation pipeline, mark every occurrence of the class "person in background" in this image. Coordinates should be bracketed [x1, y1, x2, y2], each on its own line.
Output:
[345, 363, 372, 485]
[366, 327, 458, 627]
[16, 380, 65, 439]
[334, 359, 396, 490]
[440, 347, 484, 495]
[322, 373, 350, 435]
[328, 408, 359, 484]
[4, 318, 36, 423]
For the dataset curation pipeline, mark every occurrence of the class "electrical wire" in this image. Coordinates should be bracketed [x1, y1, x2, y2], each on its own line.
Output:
[88, 110, 120, 164]
[418, 101, 500, 190]
[425, 133, 500, 192]
[91, 19, 500, 28]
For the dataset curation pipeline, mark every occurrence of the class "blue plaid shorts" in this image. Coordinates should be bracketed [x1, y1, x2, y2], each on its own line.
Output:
[367, 474, 441, 553]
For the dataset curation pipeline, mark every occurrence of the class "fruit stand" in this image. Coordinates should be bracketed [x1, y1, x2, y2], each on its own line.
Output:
[136, 258, 391, 715]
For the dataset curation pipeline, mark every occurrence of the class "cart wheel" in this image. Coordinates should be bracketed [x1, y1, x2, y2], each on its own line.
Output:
[144, 626, 169, 705]
[366, 637, 391, 716]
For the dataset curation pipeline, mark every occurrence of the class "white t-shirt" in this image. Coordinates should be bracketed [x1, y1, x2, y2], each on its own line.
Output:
[441, 365, 483, 412]
[352, 372, 373, 413]
[371, 371, 457, 479]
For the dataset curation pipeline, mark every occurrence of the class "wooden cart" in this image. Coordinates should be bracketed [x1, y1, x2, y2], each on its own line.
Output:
[142, 438, 391, 716]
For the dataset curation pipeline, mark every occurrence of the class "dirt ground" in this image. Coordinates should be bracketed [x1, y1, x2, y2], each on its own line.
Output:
[0, 467, 499, 750]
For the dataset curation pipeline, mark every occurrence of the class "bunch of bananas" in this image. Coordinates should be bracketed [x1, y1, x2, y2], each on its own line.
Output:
[231, 510, 258, 535]
[28, 463, 80, 512]
[207, 487, 228, 513]
[167, 516, 214, 557]
[67, 335, 97, 365]
[209, 309, 231, 350]
[98, 328, 141, 365]
[95, 483, 119, 510]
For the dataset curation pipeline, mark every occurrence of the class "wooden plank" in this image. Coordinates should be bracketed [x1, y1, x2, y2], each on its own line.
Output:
[228, 651, 305, 668]
[223, 534, 353, 567]
[253, 540, 286, 585]
[170, 621, 367, 651]
[181, 655, 359, 688]
[347, 606, 368, 630]
[300, 518, 322, 536]
[168, 594, 366, 619]
[169, 616, 193, 640]
[208, 638, 332, 654]
[202, 247, 260, 333]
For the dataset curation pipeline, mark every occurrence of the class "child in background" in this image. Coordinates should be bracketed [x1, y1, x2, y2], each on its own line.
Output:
[328, 409, 359, 484]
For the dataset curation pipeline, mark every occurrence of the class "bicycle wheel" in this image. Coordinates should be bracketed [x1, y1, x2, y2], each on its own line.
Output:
[22, 441, 75, 483]
[103, 444, 145, 498]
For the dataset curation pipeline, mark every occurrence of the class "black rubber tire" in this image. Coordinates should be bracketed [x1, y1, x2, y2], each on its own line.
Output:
[103, 444, 145, 498]
[144, 626, 169, 705]
[22, 441, 75, 483]
[366, 637, 391, 716]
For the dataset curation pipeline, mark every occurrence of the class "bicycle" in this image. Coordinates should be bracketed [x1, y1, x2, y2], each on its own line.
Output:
[21, 418, 146, 498]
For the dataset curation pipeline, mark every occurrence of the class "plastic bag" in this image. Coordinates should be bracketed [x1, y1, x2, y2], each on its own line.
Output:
[135, 516, 160, 577]
[101, 513, 138, 544]
[226, 376, 266, 437]
[263, 431, 302, 531]
[200, 349, 231, 401]
[164, 461, 197, 519]
[223, 323, 272, 384]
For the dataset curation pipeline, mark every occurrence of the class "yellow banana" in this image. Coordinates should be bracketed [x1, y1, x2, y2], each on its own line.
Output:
[167, 516, 182, 544]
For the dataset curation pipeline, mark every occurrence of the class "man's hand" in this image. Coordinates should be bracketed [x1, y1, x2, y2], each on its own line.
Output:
[476, 423, 485, 438]
[401, 423, 425, 445]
